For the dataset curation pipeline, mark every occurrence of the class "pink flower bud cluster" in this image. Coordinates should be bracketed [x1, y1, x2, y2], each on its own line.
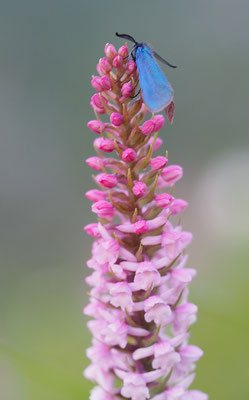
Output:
[84, 42, 208, 400]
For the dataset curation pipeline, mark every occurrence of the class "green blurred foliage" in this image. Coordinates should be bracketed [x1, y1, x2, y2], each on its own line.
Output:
[1, 1, 249, 399]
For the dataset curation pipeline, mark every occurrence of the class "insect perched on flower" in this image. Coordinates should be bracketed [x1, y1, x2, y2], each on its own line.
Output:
[116, 32, 177, 115]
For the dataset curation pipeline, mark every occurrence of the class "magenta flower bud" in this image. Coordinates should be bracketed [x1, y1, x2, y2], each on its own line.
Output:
[101, 76, 112, 91]
[84, 223, 101, 238]
[169, 199, 188, 215]
[121, 82, 133, 98]
[112, 55, 123, 69]
[133, 220, 148, 234]
[104, 43, 117, 59]
[85, 156, 103, 171]
[122, 148, 137, 162]
[140, 119, 155, 135]
[118, 44, 129, 58]
[153, 114, 165, 131]
[155, 193, 174, 208]
[132, 181, 147, 197]
[148, 136, 163, 152]
[110, 112, 124, 126]
[95, 173, 117, 188]
[98, 57, 112, 74]
[161, 165, 183, 186]
[90, 93, 108, 114]
[150, 156, 168, 171]
[94, 138, 115, 153]
[85, 189, 106, 202]
[91, 200, 114, 219]
[91, 76, 103, 92]
[87, 119, 105, 134]
[126, 60, 137, 75]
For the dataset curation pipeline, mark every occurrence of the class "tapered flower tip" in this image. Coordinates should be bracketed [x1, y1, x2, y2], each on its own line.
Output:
[161, 165, 183, 186]
[118, 44, 129, 58]
[150, 156, 168, 171]
[98, 57, 112, 74]
[87, 120, 105, 134]
[112, 55, 123, 69]
[104, 43, 117, 59]
[85, 156, 104, 171]
[153, 114, 165, 131]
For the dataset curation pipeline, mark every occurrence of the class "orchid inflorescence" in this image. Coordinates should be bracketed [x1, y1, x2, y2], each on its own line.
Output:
[83, 41, 208, 400]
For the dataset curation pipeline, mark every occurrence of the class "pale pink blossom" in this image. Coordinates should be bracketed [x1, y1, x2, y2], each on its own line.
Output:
[134, 262, 161, 291]
[121, 373, 149, 400]
[144, 296, 172, 326]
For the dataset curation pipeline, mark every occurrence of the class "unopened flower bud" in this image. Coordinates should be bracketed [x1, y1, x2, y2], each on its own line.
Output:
[84, 223, 101, 238]
[91, 200, 114, 219]
[150, 156, 168, 171]
[134, 220, 148, 234]
[110, 112, 124, 126]
[132, 181, 147, 197]
[85, 156, 104, 171]
[94, 138, 115, 153]
[98, 57, 112, 74]
[112, 55, 123, 69]
[87, 119, 105, 134]
[90, 93, 108, 114]
[104, 43, 117, 59]
[169, 199, 188, 215]
[121, 82, 133, 99]
[95, 173, 118, 188]
[161, 165, 183, 186]
[155, 193, 174, 208]
[140, 119, 155, 135]
[126, 60, 136, 75]
[118, 44, 129, 58]
[85, 189, 106, 201]
[91, 76, 103, 92]
[122, 148, 137, 162]
[101, 76, 112, 91]
[153, 114, 165, 131]
[148, 137, 163, 152]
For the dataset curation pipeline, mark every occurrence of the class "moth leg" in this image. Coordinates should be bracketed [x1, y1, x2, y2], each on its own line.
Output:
[130, 88, 141, 99]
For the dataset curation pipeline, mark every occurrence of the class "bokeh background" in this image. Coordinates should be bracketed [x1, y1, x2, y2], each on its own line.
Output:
[1, 1, 249, 399]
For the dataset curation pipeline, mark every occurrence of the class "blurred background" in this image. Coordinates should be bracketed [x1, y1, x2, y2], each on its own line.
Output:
[1, 0, 249, 399]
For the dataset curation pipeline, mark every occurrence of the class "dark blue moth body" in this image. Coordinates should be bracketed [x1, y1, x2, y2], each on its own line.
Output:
[116, 33, 177, 113]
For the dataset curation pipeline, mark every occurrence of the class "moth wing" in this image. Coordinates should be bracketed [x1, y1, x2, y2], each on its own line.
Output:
[136, 45, 174, 113]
